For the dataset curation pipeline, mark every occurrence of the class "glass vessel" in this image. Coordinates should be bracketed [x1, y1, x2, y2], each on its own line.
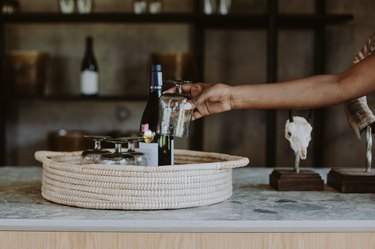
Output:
[77, 0, 93, 13]
[219, 0, 231, 15]
[126, 137, 148, 166]
[148, 0, 162, 14]
[58, 0, 75, 14]
[80, 36, 99, 96]
[159, 80, 193, 138]
[1, 0, 20, 14]
[100, 138, 136, 165]
[81, 135, 110, 164]
[133, 0, 147, 14]
[203, 0, 216, 15]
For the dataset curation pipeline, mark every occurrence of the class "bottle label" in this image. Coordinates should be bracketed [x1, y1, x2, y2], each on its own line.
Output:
[80, 70, 99, 95]
[139, 142, 158, 166]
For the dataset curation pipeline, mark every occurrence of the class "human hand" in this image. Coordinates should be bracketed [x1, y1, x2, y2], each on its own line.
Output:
[164, 82, 234, 120]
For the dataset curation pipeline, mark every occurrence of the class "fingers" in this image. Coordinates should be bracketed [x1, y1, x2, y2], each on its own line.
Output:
[183, 82, 207, 98]
[191, 103, 211, 121]
[163, 86, 176, 94]
[192, 111, 202, 121]
[163, 82, 202, 96]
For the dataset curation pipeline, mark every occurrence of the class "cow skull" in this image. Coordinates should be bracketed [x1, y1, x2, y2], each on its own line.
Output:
[285, 116, 313, 161]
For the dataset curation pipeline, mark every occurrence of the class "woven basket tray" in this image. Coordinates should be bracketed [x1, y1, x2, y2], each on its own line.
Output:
[35, 149, 249, 210]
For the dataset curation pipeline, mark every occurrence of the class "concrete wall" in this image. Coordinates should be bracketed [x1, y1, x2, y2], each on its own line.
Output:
[5, 0, 375, 167]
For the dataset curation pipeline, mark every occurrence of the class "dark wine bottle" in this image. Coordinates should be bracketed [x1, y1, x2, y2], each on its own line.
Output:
[158, 134, 174, 166]
[80, 36, 99, 96]
[139, 64, 174, 166]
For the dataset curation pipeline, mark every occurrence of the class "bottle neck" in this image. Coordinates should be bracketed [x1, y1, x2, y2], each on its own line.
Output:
[149, 87, 162, 98]
[150, 70, 162, 90]
[85, 38, 93, 56]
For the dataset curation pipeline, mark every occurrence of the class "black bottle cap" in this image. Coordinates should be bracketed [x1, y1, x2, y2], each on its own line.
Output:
[150, 64, 163, 88]
[151, 64, 162, 72]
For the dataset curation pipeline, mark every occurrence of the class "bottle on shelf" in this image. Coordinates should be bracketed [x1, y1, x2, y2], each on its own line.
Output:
[80, 36, 99, 96]
[139, 64, 174, 166]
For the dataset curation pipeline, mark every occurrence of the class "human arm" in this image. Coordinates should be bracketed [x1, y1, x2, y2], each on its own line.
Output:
[185, 52, 375, 120]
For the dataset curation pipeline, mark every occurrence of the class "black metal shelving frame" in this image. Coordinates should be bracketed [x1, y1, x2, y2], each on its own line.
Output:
[0, 12, 351, 28]
[0, 0, 353, 165]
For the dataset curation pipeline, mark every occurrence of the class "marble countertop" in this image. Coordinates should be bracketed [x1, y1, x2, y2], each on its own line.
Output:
[1, 166, 375, 233]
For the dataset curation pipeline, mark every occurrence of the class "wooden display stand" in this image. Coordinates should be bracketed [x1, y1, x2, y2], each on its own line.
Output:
[327, 168, 375, 193]
[327, 126, 375, 193]
[270, 169, 324, 191]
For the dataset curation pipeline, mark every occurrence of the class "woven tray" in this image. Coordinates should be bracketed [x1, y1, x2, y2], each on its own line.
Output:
[35, 149, 249, 210]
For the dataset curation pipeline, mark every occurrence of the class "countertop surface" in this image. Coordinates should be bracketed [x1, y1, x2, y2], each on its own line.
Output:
[1, 166, 375, 232]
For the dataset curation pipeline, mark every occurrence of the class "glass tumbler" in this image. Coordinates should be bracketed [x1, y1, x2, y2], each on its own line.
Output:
[159, 80, 193, 138]
[133, 0, 147, 14]
[148, 0, 162, 14]
[203, 0, 216, 15]
[126, 137, 148, 166]
[219, 0, 231, 15]
[77, 0, 93, 13]
[100, 138, 136, 165]
[81, 135, 110, 164]
[58, 0, 75, 14]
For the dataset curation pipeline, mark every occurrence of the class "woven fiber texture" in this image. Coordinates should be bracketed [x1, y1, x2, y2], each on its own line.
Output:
[35, 149, 249, 210]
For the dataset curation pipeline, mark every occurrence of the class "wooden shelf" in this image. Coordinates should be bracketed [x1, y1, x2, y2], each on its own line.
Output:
[12, 95, 148, 102]
[198, 13, 353, 29]
[0, 12, 353, 29]
[0, 12, 193, 24]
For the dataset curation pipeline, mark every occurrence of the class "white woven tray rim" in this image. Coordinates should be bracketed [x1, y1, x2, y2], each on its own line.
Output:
[36, 149, 249, 210]
[35, 149, 250, 172]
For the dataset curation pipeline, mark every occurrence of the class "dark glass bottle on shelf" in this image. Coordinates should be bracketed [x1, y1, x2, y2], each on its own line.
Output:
[139, 64, 174, 166]
[80, 36, 99, 96]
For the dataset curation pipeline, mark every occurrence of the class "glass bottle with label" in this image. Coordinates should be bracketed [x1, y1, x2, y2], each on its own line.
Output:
[139, 64, 174, 166]
[80, 36, 99, 96]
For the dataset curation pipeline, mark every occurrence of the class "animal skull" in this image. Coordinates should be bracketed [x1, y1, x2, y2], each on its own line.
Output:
[285, 116, 313, 160]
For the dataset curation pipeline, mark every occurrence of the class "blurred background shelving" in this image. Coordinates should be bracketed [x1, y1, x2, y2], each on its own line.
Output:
[1, 0, 371, 167]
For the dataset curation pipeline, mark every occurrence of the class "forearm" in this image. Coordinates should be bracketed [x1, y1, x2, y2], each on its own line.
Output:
[230, 53, 375, 110]
[230, 74, 344, 110]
